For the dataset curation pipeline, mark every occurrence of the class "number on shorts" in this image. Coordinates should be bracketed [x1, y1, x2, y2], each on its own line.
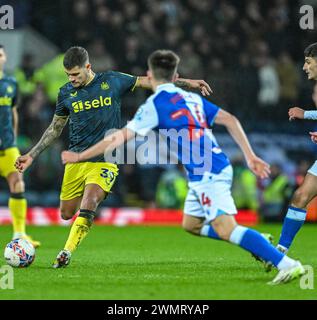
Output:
[100, 168, 115, 184]
[201, 192, 211, 207]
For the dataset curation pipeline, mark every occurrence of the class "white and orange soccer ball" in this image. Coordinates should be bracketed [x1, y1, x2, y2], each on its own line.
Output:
[4, 238, 35, 268]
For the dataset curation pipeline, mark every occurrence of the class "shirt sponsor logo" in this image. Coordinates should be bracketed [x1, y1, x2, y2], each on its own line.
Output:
[0, 96, 12, 106]
[72, 96, 112, 113]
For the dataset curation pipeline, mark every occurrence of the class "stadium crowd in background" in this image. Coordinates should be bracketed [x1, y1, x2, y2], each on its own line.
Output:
[1, 0, 317, 213]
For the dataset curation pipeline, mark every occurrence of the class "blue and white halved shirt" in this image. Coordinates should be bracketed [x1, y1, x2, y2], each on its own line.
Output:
[127, 83, 230, 182]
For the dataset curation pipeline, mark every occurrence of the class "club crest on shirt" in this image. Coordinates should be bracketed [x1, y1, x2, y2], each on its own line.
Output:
[6, 85, 13, 94]
[135, 106, 144, 121]
[101, 82, 109, 90]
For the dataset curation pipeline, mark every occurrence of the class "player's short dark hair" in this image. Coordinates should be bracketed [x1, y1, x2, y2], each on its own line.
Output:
[148, 50, 180, 81]
[304, 43, 317, 58]
[63, 46, 89, 69]
[0, 44, 4, 50]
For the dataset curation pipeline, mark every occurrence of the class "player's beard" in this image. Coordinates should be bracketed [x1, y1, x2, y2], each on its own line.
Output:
[79, 71, 90, 87]
[73, 75, 87, 88]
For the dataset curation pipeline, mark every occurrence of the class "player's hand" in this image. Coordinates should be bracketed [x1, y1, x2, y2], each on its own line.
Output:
[309, 131, 317, 144]
[246, 155, 271, 179]
[188, 79, 213, 96]
[14, 154, 33, 173]
[288, 107, 305, 121]
[61, 150, 80, 164]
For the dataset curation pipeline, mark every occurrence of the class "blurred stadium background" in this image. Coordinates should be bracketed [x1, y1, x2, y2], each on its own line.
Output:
[1, 0, 317, 225]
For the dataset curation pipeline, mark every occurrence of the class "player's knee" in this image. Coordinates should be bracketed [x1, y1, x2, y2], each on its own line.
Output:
[13, 180, 25, 193]
[182, 220, 200, 235]
[212, 223, 232, 241]
[292, 188, 310, 208]
[60, 209, 73, 220]
[216, 229, 231, 241]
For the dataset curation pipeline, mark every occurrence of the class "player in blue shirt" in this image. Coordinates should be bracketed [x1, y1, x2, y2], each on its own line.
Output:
[62, 50, 305, 284]
[0, 44, 40, 248]
[15, 46, 212, 268]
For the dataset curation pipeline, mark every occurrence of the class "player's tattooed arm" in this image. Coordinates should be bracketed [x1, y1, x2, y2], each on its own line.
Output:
[15, 115, 68, 173]
[29, 115, 68, 159]
[175, 79, 213, 96]
[136, 76, 213, 96]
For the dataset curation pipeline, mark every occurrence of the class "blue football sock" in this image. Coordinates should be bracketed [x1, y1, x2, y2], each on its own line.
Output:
[200, 224, 221, 240]
[278, 206, 306, 249]
[229, 225, 284, 267]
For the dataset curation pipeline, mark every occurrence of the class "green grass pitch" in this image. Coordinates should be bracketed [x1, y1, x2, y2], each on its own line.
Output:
[0, 224, 316, 300]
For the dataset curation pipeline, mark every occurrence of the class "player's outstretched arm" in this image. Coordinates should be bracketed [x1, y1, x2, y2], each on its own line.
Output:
[61, 127, 135, 164]
[136, 76, 213, 96]
[214, 109, 270, 179]
[289, 107, 317, 121]
[174, 78, 213, 96]
[15, 115, 68, 173]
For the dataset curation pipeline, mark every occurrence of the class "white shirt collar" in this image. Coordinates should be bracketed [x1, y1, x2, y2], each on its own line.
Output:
[155, 83, 176, 92]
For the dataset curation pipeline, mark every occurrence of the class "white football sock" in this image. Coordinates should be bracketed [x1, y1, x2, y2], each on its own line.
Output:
[277, 255, 297, 270]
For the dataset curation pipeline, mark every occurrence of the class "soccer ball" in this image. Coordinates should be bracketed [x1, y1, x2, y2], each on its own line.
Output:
[4, 238, 35, 268]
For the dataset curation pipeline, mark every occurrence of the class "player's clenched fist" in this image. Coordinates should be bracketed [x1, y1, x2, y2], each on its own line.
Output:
[14, 154, 33, 173]
[61, 150, 80, 164]
[288, 107, 305, 121]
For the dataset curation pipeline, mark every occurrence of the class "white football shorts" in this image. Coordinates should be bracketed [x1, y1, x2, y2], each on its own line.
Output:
[184, 165, 237, 222]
